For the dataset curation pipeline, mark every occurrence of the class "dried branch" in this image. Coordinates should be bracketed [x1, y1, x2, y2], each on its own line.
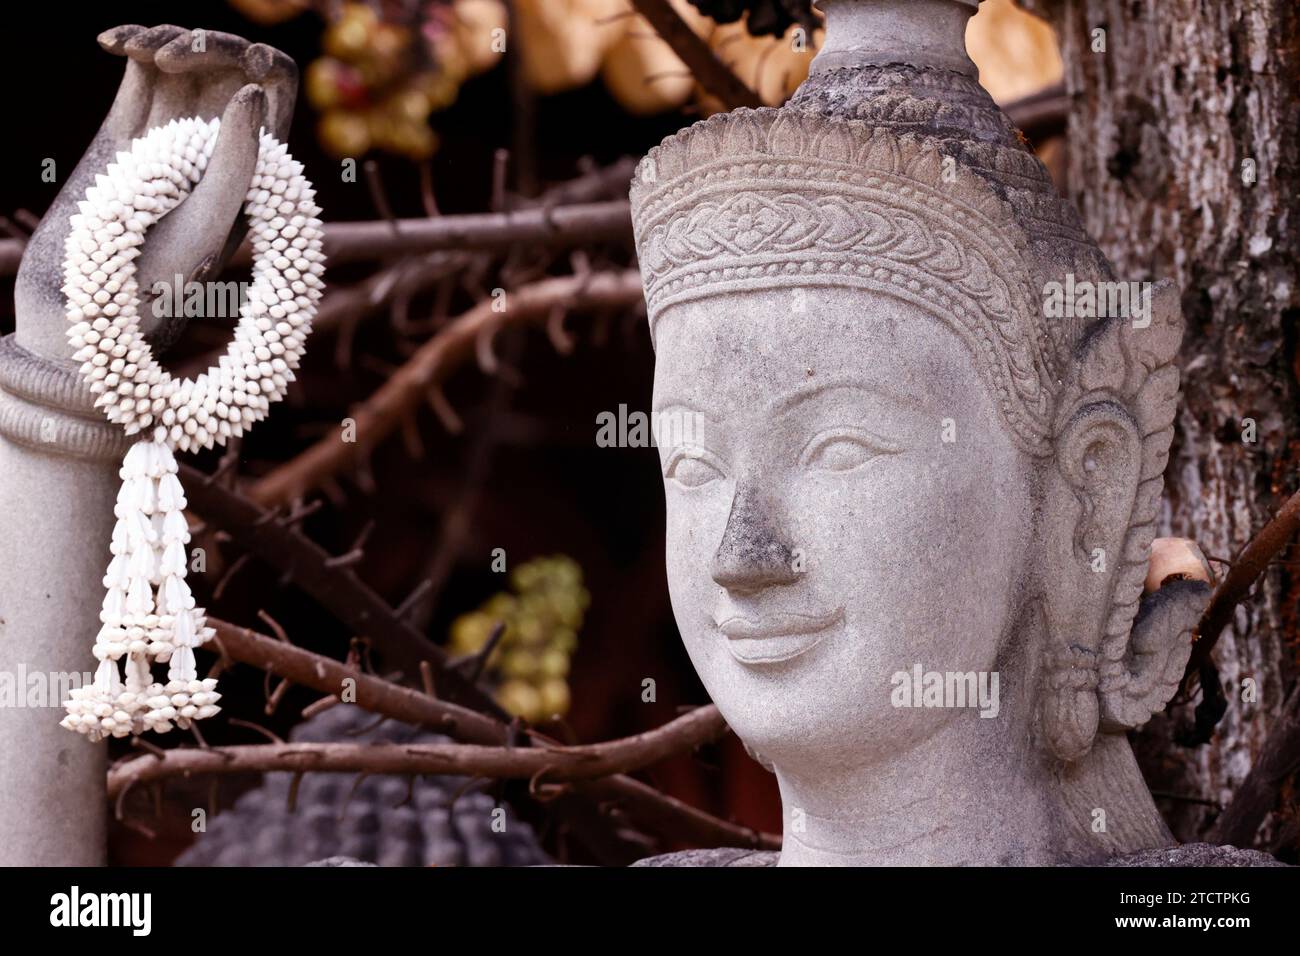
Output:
[628, 0, 764, 110]
[105, 712, 722, 801]
[1185, 486, 1300, 682]
[0, 237, 23, 274]
[1208, 680, 1300, 847]
[210, 619, 507, 744]
[521, 157, 636, 207]
[210, 619, 725, 771]
[408, 339, 521, 631]
[110, 690, 723, 799]
[108, 711, 724, 797]
[229, 200, 631, 270]
[456, 621, 507, 685]
[185, 620, 772, 851]
[180, 463, 506, 714]
[248, 269, 645, 508]
[583, 775, 776, 852]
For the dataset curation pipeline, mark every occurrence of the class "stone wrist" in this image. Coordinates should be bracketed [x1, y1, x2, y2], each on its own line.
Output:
[0, 334, 132, 462]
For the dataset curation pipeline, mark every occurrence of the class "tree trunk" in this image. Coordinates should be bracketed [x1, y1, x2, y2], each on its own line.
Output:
[1019, 0, 1300, 846]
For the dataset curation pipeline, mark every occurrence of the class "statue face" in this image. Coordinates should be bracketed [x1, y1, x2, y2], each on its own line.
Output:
[652, 287, 1037, 772]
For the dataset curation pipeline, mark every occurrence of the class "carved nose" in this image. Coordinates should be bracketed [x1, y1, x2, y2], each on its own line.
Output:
[711, 487, 799, 593]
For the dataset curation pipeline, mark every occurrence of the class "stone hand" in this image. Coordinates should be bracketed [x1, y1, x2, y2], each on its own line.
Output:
[14, 24, 299, 358]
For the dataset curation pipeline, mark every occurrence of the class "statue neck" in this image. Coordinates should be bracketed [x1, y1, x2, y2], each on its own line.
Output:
[762, 601, 1177, 865]
[810, 0, 981, 78]
[771, 699, 1058, 866]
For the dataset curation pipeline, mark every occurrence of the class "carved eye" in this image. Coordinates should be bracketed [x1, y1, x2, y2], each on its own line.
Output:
[801, 429, 899, 474]
[665, 449, 725, 488]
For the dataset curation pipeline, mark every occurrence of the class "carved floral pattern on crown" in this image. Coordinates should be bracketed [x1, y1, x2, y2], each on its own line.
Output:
[631, 108, 1067, 455]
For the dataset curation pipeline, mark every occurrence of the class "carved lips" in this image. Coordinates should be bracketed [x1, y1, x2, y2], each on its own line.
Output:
[716, 607, 844, 665]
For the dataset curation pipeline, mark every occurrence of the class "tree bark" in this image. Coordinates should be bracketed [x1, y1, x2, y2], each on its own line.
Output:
[1019, 0, 1300, 845]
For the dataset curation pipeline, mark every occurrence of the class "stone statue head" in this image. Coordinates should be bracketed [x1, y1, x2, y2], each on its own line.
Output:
[630, 0, 1208, 865]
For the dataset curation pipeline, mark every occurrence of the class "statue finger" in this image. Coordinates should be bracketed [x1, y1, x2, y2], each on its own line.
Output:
[96, 26, 160, 137]
[242, 43, 299, 140]
[154, 28, 251, 74]
[133, 84, 267, 345]
[151, 29, 253, 130]
[121, 24, 188, 63]
[97, 24, 147, 56]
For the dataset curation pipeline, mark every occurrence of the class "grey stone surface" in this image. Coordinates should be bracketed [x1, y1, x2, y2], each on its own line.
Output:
[1102, 844, 1286, 868]
[176, 704, 552, 867]
[632, 843, 1284, 867]
[629, 0, 1212, 866]
[633, 848, 780, 867]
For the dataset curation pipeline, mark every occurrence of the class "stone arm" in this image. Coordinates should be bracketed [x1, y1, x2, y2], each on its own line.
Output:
[0, 24, 298, 866]
[14, 23, 298, 357]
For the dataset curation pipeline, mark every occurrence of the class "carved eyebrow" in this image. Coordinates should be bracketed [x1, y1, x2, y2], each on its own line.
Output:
[768, 379, 923, 415]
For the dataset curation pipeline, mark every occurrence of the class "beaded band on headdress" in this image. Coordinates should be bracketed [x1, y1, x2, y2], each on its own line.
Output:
[59, 117, 325, 740]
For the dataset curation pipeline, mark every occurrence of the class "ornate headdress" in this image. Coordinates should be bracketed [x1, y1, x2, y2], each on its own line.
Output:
[631, 9, 1118, 458]
[630, 0, 1203, 770]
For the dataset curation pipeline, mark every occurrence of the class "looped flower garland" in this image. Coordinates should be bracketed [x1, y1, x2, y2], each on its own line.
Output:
[59, 117, 325, 740]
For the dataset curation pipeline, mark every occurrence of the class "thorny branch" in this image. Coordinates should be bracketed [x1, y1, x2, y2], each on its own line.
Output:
[0, 202, 632, 278]
[135, 620, 775, 852]
[109, 735, 729, 794]
[1185, 485, 1300, 682]
[209, 618, 507, 744]
[109, 687, 725, 794]
[179, 462, 505, 714]
[249, 269, 645, 507]
[628, 0, 764, 110]
[292, 201, 633, 267]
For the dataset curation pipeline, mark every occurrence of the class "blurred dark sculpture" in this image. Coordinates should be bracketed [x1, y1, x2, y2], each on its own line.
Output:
[177, 704, 551, 867]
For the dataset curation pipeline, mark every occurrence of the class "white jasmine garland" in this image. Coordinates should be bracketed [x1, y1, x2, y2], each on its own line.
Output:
[59, 117, 325, 740]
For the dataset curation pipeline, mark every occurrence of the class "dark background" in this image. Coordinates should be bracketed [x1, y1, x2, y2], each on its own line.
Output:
[0, 0, 783, 863]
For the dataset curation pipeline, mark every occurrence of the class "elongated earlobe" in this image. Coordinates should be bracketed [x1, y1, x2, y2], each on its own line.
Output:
[1037, 280, 1201, 761]
[1040, 400, 1141, 760]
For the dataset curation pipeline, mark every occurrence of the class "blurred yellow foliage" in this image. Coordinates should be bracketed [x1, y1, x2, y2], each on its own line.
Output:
[307, 1, 507, 159]
[449, 555, 589, 723]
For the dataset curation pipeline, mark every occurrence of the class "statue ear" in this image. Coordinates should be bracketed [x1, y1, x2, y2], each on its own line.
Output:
[1039, 400, 1141, 760]
[1039, 280, 1198, 760]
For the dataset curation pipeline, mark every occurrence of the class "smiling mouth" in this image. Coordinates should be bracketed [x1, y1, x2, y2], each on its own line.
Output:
[716, 608, 844, 665]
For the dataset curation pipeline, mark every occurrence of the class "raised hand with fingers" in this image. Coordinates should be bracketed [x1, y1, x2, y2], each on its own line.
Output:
[15, 24, 299, 358]
[48, 27, 324, 743]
